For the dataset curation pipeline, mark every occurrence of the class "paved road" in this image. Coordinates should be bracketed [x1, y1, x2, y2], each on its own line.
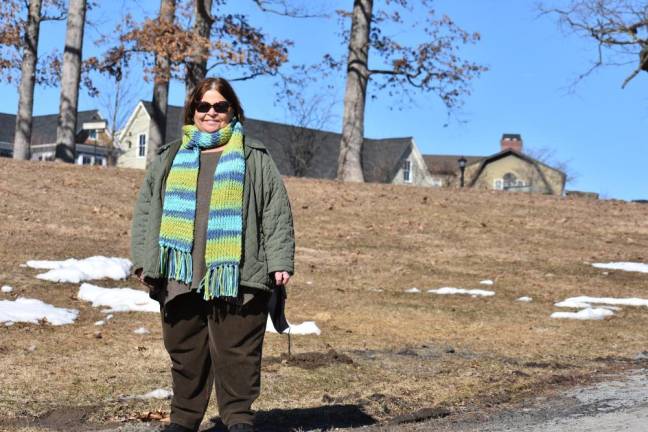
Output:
[389, 369, 648, 432]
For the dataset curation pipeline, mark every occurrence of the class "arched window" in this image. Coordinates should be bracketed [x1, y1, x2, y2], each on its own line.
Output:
[503, 172, 517, 189]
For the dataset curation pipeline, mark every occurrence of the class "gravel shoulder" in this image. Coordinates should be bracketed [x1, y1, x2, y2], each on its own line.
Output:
[379, 368, 648, 432]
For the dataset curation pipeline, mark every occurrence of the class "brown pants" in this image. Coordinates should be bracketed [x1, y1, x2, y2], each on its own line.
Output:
[161, 291, 269, 430]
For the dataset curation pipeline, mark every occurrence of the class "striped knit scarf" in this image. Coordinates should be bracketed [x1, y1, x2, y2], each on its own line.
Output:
[159, 120, 245, 301]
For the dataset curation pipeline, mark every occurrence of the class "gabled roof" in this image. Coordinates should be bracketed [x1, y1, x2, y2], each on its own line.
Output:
[140, 101, 414, 181]
[467, 148, 566, 192]
[423, 154, 484, 175]
[0, 110, 103, 146]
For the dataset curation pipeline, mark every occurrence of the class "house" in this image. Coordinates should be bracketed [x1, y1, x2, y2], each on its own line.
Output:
[422, 134, 567, 195]
[423, 154, 484, 187]
[0, 110, 110, 165]
[117, 101, 438, 186]
[464, 134, 566, 195]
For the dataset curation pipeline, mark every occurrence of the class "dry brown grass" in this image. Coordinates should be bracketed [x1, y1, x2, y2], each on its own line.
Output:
[0, 158, 647, 431]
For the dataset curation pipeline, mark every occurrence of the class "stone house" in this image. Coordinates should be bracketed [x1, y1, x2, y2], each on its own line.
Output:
[422, 134, 567, 195]
[0, 110, 110, 165]
[117, 101, 438, 186]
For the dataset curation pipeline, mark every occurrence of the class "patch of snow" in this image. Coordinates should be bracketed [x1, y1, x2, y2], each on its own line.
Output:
[106, 314, 113, 320]
[427, 287, 495, 297]
[367, 288, 383, 292]
[78, 283, 159, 313]
[592, 262, 648, 274]
[94, 320, 105, 326]
[405, 288, 421, 293]
[133, 327, 150, 335]
[120, 388, 173, 401]
[480, 280, 494, 285]
[551, 308, 614, 320]
[306, 281, 313, 285]
[141, 388, 172, 399]
[516, 296, 533, 302]
[1, 285, 13, 293]
[27, 256, 132, 283]
[0, 297, 78, 325]
[266, 317, 321, 335]
[555, 296, 648, 309]
[5, 321, 14, 326]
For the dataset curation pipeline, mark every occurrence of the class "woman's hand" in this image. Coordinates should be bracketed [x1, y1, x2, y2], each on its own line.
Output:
[274, 271, 290, 286]
[134, 268, 148, 285]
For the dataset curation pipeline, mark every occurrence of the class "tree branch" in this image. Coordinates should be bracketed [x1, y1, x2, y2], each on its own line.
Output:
[251, 0, 327, 18]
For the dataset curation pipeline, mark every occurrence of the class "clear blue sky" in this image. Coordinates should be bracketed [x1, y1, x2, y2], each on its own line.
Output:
[1, 0, 646, 200]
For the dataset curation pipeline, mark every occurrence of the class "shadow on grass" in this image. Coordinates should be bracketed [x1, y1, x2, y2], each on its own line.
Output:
[205, 404, 376, 431]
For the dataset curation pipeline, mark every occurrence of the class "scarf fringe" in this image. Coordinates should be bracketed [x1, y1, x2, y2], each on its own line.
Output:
[198, 263, 240, 300]
[160, 246, 193, 284]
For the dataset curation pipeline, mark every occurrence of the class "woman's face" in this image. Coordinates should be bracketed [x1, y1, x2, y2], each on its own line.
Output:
[193, 89, 234, 133]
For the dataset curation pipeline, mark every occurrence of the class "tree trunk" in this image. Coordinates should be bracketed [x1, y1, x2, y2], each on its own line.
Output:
[148, 0, 176, 168]
[13, 0, 42, 161]
[107, 73, 123, 167]
[337, 0, 372, 182]
[55, 0, 87, 163]
[185, 0, 213, 105]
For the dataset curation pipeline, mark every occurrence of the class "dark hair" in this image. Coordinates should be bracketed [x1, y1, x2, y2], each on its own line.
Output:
[183, 77, 245, 125]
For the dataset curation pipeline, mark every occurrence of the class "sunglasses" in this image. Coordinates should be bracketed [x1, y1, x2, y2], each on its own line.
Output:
[195, 101, 231, 113]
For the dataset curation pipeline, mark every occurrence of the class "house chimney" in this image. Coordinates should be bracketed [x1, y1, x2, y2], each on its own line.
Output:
[501, 133, 523, 153]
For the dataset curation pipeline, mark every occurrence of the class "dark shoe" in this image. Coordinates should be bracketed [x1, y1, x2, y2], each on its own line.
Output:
[228, 423, 254, 432]
[161, 423, 196, 432]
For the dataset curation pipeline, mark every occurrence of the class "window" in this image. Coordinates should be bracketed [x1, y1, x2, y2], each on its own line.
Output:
[502, 172, 517, 190]
[81, 155, 92, 165]
[88, 130, 97, 140]
[494, 179, 503, 190]
[37, 152, 54, 161]
[138, 134, 147, 157]
[403, 160, 412, 183]
[94, 156, 105, 166]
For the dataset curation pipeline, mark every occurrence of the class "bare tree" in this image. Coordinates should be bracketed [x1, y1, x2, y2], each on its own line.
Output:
[98, 61, 140, 166]
[185, 0, 213, 104]
[541, 1, 648, 88]
[338, 0, 372, 182]
[1, 0, 65, 160]
[55, 0, 88, 162]
[277, 92, 336, 177]
[93, 0, 291, 164]
[525, 146, 578, 186]
[335, 0, 486, 181]
[146, 0, 176, 167]
[12, 0, 42, 161]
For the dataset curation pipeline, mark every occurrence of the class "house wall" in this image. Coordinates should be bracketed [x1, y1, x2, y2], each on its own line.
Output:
[468, 155, 553, 194]
[116, 104, 150, 169]
[391, 141, 441, 187]
[536, 163, 566, 195]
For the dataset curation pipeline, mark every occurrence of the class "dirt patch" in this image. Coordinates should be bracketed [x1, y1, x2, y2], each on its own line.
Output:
[263, 348, 354, 370]
[0, 405, 106, 431]
[387, 407, 452, 425]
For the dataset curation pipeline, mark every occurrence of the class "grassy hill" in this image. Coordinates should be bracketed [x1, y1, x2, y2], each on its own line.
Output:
[1, 158, 647, 431]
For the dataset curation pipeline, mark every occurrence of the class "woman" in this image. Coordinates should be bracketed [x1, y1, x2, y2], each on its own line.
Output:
[131, 77, 295, 432]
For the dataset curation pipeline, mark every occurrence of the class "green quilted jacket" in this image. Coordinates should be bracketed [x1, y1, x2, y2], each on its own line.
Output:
[130, 136, 295, 292]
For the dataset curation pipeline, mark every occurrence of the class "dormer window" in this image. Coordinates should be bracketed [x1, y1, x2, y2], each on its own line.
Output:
[138, 134, 147, 157]
[403, 160, 412, 183]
